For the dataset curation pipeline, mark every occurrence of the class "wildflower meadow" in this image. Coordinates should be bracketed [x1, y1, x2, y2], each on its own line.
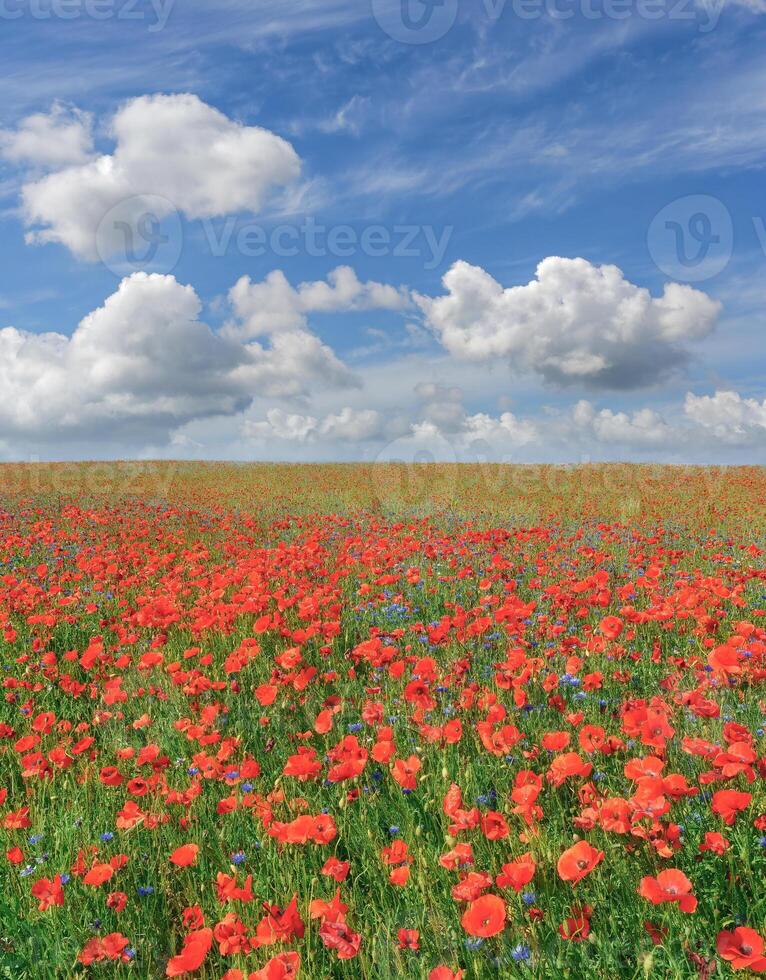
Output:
[1, 462, 766, 979]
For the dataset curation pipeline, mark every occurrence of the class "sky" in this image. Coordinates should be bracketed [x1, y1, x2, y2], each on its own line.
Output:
[1, 0, 766, 464]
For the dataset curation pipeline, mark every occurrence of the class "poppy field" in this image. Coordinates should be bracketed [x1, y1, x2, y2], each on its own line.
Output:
[2, 462, 766, 979]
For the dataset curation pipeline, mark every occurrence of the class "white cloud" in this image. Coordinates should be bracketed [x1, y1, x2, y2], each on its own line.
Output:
[0, 271, 356, 445]
[235, 328, 357, 398]
[569, 400, 676, 447]
[417, 257, 721, 389]
[23, 154, 135, 260]
[244, 408, 318, 443]
[395, 381, 538, 451]
[684, 390, 766, 443]
[111, 94, 299, 218]
[19, 94, 301, 260]
[226, 266, 410, 339]
[321, 406, 384, 441]
[244, 406, 383, 443]
[414, 381, 466, 433]
[0, 273, 244, 440]
[0, 103, 93, 168]
[460, 411, 538, 447]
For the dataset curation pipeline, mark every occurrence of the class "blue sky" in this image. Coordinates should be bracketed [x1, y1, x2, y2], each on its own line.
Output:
[1, 0, 765, 462]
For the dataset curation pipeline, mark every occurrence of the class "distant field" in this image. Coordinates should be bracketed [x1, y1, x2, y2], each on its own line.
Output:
[1, 464, 765, 977]
[1, 461, 764, 526]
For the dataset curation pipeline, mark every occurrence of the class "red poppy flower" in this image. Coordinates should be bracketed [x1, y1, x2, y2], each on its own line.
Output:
[460, 894, 506, 938]
[599, 615, 623, 641]
[389, 865, 411, 886]
[79, 933, 131, 965]
[83, 862, 114, 887]
[392, 754, 421, 790]
[559, 905, 592, 941]
[711, 789, 752, 825]
[495, 852, 536, 892]
[557, 841, 604, 885]
[250, 951, 301, 980]
[699, 831, 730, 856]
[31, 875, 65, 911]
[644, 921, 668, 946]
[319, 920, 361, 960]
[107, 891, 128, 912]
[717, 927, 766, 972]
[321, 856, 350, 882]
[169, 843, 199, 867]
[165, 928, 214, 976]
[397, 928, 420, 950]
[638, 869, 697, 913]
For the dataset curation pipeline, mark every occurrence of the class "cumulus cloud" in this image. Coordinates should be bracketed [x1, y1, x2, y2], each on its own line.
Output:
[19, 94, 301, 260]
[0, 103, 93, 168]
[569, 400, 676, 447]
[0, 273, 243, 440]
[412, 388, 766, 458]
[410, 382, 538, 449]
[395, 396, 676, 458]
[460, 411, 538, 447]
[684, 390, 766, 443]
[417, 257, 721, 389]
[226, 266, 410, 339]
[0, 272, 356, 445]
[244, 406, 384, 443]
[399, 388, 664, 455]
[235, 328, 356, 398]
[244, 409, 319, 443]
[414, 382, 466, 433]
